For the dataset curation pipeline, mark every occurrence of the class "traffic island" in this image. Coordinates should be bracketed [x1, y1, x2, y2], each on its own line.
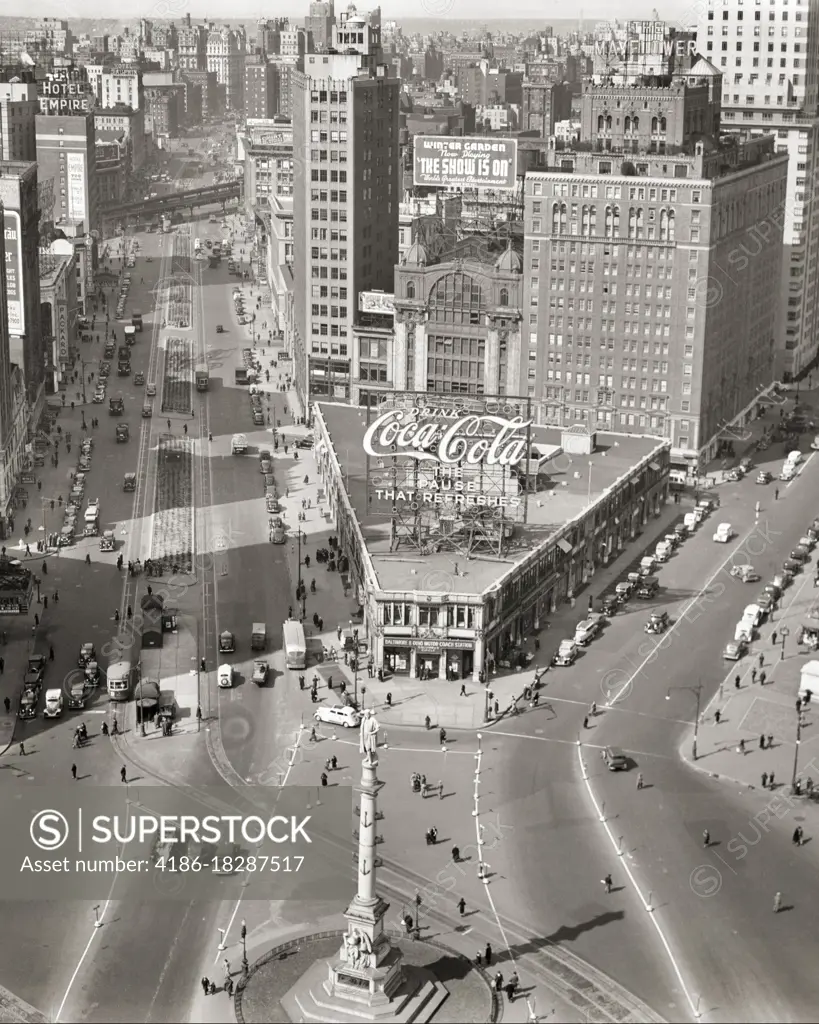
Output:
[151, 436, 193, 574]
[235, 932, 498, 1024]
[161, 336, 193, 414]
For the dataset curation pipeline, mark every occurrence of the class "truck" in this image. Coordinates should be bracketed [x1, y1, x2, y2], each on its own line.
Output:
[161, 214, 172, 233]
[231, 433, 247, 454]
[195, 363, 209, 391]
[43, 688, 63, 718]
[251, 622, 267, 651]
[109, 397, 124, 415]
[118, 345, 130, 360]
[234, 367, 249, 385]
[124, 325, 137, 345]
[132, 312, 143, 332]
[118, 360, 131, 376]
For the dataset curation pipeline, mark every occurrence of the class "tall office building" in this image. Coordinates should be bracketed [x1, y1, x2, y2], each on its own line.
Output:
[100, 67, 143, 110]
[0, 73, 38, 162]
[292, 7, 399, 407]
[0, 160, 45, 419]
[307, 2, 335, 52]
[524, 64, 788, 474]
[178, 19, 208, 71]
[35, 111, 98, 235]
[207, 25, 247, 111]
[244, 55, 278, 118]
[696, 0, 819, 380]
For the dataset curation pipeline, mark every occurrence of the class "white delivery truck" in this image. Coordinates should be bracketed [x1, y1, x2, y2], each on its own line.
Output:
[231, 433, 248, 454]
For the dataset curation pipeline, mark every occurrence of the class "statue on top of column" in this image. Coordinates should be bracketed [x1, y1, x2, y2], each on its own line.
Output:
[359, 709, 379, 762]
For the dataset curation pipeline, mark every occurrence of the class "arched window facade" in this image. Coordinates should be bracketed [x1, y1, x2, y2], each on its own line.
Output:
[552, 202, 568, 234]
[426, 273, 487, 396]
[406, 281, 415, 299]
[499, 287, 509, 306]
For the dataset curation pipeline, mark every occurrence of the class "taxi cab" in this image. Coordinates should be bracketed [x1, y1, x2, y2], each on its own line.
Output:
[218, 664, 234, 689]
[219, 630, 235, 653]
[78, 642, 96, 667]
[644, 610, 670, 634]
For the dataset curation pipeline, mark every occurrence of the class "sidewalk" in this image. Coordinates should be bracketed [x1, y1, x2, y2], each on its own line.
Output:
[189, 910, 587, 1024]
[0, 354, 115, 754]
[681, 591, 819, 795]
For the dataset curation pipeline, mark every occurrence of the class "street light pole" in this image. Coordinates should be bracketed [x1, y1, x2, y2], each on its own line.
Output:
[666, 683, 702, 761]
[139, 676, 145, 736]
[791, 710, 803, 793]
[780, 626, 790, 661]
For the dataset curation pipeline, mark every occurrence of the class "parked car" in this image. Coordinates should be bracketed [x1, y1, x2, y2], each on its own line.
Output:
[756, 470, 772, 485]
[723, 639, 749, 660]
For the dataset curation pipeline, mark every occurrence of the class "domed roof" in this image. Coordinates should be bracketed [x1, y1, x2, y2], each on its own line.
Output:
[403, 241, 428, 267]
[495, 247, 521, 273]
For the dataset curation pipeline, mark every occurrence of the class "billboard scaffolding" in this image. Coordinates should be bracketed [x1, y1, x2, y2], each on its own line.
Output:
[365, 392, 532, 559]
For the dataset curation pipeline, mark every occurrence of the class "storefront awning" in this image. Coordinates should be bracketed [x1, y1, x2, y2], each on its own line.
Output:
[556, 537, 572, 554]
[134, 680, 160, 707]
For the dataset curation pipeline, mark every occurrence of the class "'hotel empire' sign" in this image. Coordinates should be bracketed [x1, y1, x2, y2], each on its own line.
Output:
[39, 72, 90, 115]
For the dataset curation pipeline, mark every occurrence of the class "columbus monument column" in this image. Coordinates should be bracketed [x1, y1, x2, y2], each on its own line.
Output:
[287, 710, 448, 1022]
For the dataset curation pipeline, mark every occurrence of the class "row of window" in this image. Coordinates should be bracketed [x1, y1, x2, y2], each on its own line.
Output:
[311, 305, 349, 319]
[310, 90, 348, 103]
[311, 342, 349, 356]
[383, 600, 476, 629]
[311, 323, 348, 337]
[310, 247, 348, 260]
[537, 182, 689, 203]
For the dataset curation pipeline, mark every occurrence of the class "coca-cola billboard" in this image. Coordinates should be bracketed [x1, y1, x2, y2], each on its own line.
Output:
[365, 396, 532, 516]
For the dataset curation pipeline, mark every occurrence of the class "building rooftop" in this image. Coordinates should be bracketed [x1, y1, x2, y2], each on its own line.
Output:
[317, 402, 666, 598]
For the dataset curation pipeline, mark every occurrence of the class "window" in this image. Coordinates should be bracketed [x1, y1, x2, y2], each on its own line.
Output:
[500, 287, 509, 306]
[418, 605, 440, 627]
[383, 602, 409, 626]
[406, 281, 415, 299]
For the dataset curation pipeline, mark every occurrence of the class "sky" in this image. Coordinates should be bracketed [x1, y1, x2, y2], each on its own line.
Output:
[7, 4, 697, 29]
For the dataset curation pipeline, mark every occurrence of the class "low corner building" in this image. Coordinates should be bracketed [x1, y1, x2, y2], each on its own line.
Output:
[313, 396, 670, 682]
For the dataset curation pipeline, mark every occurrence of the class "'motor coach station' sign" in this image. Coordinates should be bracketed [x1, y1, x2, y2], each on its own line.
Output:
[413, 136, 518, 190]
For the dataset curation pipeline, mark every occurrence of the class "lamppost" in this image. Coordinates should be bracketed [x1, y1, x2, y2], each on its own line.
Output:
[138, 676, 146, 736]
[666, 683, 703, 760]
[792, 705, 803, 793]
[33, 575, 41, 604]
[779, 626, 790, 661]
[291, 528, 307, 620]
[240, 919, 248, 976]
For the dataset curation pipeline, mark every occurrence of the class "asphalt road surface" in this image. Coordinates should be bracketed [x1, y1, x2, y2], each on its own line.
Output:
[483, 453, 819, 1021]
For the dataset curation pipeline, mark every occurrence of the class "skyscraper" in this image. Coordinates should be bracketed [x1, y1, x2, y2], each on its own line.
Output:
[292, 8, 399, 408]
[696, 0, 819, 380]
[524, 63, 787, 474]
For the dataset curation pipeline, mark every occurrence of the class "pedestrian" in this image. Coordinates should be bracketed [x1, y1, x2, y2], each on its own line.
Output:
[484, 943, 492, 966]
[459, 683, 467, 697]
[19, 742, 25, 756]
[751, 667, 757, 683]
[114, 609, 119, 622]
[3, 697, 9, 713]
[42, 595, 47, 610]
[758, 652, 764, 668]
[738, 738, 746, 755]
[120, 765, 127, 783]
[201, 977, 209, 995]
[34, 614, 39, 627]
[452, 845, 460, 862]
[457, 897, 466, 916]
[762, 771, 768, 788]
[734, 675, 740, 689]
[167, 419, 171, 430]
[775, 488, 779, 500]
[209, 982, 216, 996]
[127, 605, 132, 619]
[602, 873, 612, 893]
[760, 670, 767, 685]
[715, 709, 721, 724]
[0, 657, 4, 674]
[770, 770, 776, 788]
[636, 772, 644, 789]
[793, 826, 804, 846]
[71, 763, 77, 779]
[772, 630, 778, 645]
[773, 891, 782, 912]
[321, 771, 328, 787]
[439, 727, 446, 744]
[703, 829, 710, 847]
[583, 715, 589, 728]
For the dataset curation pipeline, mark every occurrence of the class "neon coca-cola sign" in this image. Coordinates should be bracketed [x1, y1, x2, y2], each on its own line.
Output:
[363, 407, 531, 467]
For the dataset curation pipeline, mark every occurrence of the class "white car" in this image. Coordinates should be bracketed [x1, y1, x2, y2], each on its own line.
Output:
[146, 383, 157, 396]
[218, 664, 233, 689]
[314, 704, 361, 728]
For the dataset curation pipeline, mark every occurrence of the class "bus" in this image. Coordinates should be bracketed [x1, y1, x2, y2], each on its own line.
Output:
[107, 658, 133, 701]
[161, 214, 172, 233]
[283, 620, 306, 670]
